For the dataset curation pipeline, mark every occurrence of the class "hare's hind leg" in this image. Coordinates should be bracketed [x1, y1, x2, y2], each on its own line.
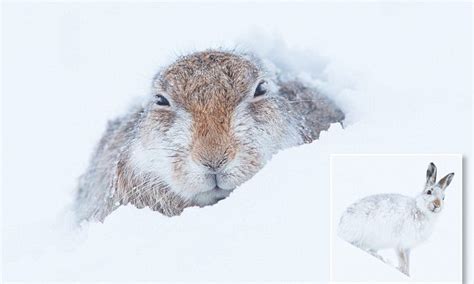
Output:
[366, 248, 391, 265]
[396, 248, 410, 276]
[367, 249, 382, 260]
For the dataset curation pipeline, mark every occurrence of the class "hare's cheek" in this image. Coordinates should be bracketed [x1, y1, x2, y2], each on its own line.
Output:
[247, 101, 280, 126]
[231, 149, 265, 180]
[147, 109, 177, 134]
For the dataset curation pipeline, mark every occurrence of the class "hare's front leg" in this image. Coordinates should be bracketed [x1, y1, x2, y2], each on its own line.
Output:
[396, 248, 410, 276]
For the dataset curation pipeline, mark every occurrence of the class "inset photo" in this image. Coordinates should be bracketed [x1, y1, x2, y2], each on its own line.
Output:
[330, 154, 462, 283]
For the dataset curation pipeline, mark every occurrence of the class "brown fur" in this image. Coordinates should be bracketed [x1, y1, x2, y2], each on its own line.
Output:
[161, 51, 256, 169]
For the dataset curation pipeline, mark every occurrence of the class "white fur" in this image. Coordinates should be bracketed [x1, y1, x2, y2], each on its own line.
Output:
[338, 194, 438, 251]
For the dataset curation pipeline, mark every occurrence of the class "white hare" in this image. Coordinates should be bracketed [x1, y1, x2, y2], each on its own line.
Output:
[338, 162, 454, 276]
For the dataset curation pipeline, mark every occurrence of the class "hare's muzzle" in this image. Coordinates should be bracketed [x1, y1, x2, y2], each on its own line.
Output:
[191, 119, 238, 174]
[431, 199, 442, 212]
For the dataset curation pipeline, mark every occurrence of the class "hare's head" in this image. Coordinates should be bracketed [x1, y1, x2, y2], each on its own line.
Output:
[131, 51, 303, 206]
[417, 162, 455, 213]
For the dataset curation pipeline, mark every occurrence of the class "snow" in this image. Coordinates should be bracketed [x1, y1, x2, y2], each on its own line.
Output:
[2, 2, 472, 282]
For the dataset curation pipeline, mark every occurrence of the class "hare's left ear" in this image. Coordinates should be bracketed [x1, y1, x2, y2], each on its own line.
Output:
[426, 163, 437, 187]
[438, 173, 455, 190]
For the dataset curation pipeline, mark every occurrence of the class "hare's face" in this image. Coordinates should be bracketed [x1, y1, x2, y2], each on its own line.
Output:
[419, 186, 445, 213]
[416, 163, 455, 214]
[133, 51, 301, 205]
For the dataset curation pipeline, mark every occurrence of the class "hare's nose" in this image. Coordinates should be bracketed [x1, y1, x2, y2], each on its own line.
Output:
[433, 199, 441, 208]
[192, 141, 237, 173]
[201, 157, 229, 173]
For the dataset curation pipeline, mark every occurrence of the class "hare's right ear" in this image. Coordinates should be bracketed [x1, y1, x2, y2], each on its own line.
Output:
[426, 162, 437, 187]
[437, 173, 455, 190]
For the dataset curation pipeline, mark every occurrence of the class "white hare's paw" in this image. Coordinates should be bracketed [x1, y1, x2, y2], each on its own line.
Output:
[397, 266, 410, 277]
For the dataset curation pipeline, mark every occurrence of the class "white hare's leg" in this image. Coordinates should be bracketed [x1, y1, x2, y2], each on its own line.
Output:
[397, 248, 410, 276]
[367, 249, 382, 260]
[396, 249, 405, 273]
[350, 242, 387, 264]
[362, 248, 391, 265]
[404, 249, 411, 276]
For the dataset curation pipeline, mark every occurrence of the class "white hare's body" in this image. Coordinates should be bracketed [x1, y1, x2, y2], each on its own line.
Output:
[338, 194, 437, 251]
[337, 163, 454, 276]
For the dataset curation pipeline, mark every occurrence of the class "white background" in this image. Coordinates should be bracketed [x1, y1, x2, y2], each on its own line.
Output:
[2, 2, 472, 282]
[330, 154, 462, 282]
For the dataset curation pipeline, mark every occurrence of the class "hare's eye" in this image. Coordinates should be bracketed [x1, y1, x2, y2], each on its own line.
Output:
[254, 81, 268, 97]
[427, 190, 432, 195]
[155, 94, 170, 106]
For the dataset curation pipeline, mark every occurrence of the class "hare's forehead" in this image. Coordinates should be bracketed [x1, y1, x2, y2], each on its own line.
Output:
[426, 185, 445, 196]
[161, 68, 260, 108]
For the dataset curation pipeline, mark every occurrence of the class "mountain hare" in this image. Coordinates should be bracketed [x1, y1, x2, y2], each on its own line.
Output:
[75, 50, 345, 222]
[337, 163, 454, 276]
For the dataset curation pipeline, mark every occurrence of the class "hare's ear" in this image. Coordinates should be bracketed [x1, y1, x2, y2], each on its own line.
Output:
[426, 162, 437, 187]
[438, 173, 455, 190]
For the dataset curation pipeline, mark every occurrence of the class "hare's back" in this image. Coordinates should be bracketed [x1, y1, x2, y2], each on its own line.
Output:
[349, 194, 413, 215]
[337, 194, 415, 250]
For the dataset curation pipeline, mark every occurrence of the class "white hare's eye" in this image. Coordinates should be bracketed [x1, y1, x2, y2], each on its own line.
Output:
[254, 81, 268, 97]
[155, 94, 170, 106]
[427, 190, 432, 195]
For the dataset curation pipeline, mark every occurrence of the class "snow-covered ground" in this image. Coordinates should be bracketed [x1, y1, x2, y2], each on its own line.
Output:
[2, 2, 472, 282]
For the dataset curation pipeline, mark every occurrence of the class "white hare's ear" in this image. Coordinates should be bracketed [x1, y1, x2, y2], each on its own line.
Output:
[426, 162, 437, 187]
[438, 173, 455, 190]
